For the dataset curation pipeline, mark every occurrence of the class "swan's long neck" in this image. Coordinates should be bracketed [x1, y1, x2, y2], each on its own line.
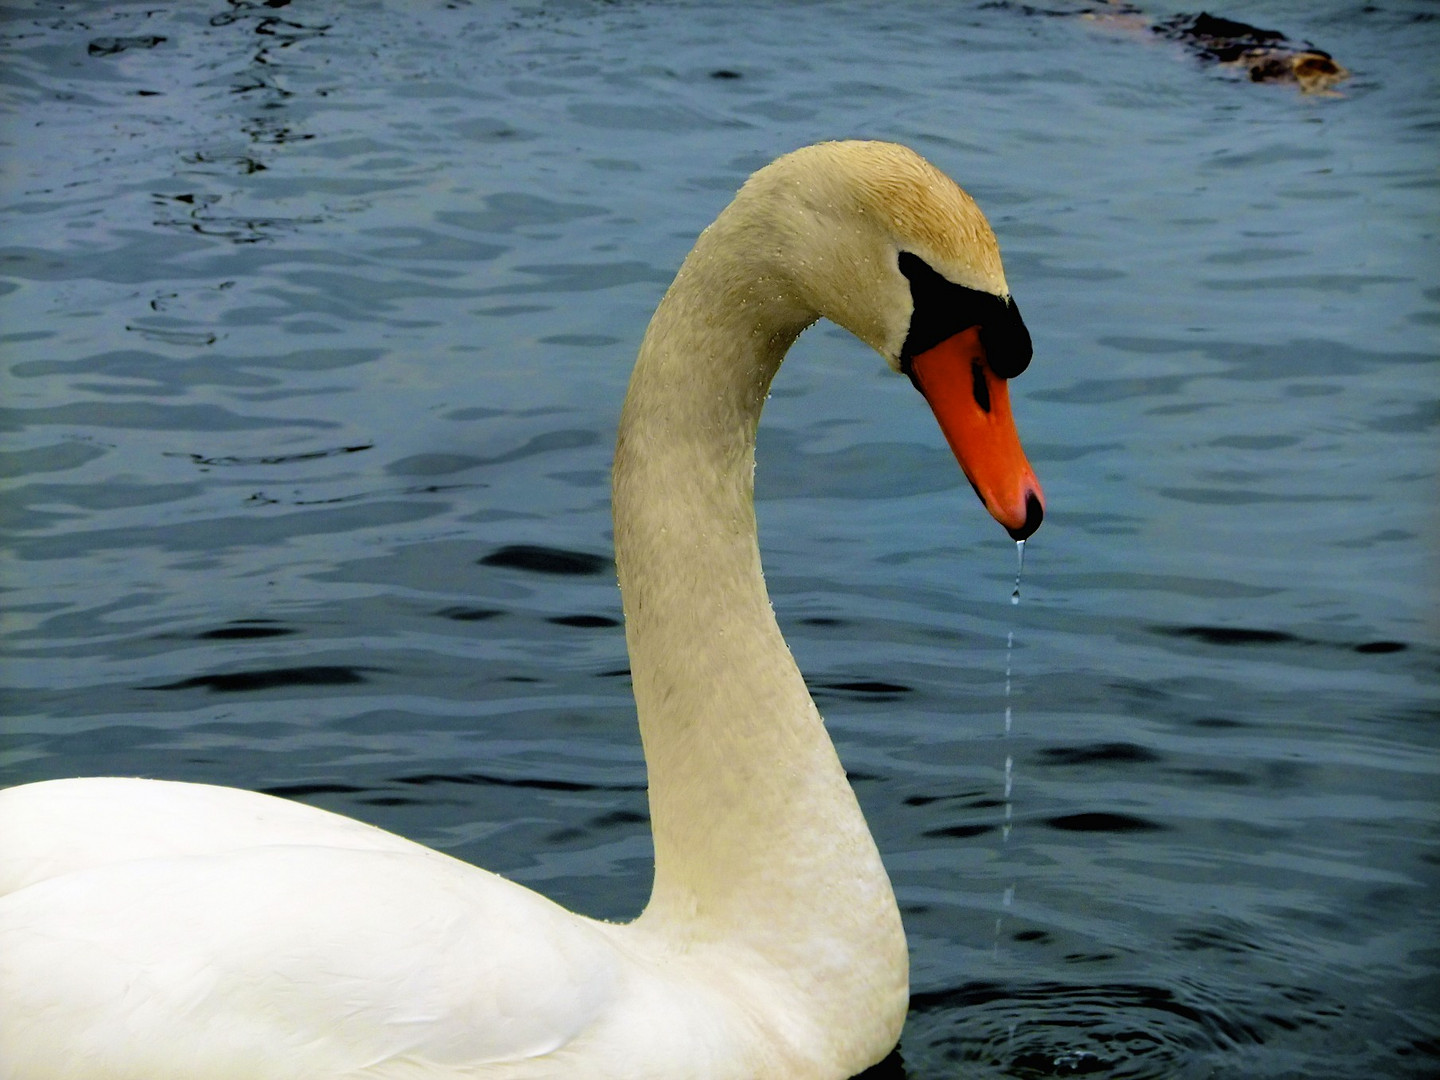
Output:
[612, 206, 908, 1036]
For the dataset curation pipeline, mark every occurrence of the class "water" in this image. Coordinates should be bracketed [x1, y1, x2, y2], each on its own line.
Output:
[2, 1, 1437, 1076]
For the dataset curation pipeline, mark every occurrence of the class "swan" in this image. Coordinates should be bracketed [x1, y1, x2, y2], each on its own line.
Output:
[0, 140, 1043, 1080]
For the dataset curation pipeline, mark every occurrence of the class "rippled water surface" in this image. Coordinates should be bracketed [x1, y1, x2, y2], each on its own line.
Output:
[2, 1, 1437, 1076]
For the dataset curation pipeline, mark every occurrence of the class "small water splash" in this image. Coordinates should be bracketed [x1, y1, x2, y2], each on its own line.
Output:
[1011, 537, 1025, 605]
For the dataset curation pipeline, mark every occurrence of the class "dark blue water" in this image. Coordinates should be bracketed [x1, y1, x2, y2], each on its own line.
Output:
[2, 2, 1436, 1076]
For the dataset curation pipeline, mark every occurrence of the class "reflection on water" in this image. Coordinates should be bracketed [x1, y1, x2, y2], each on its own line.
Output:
[2, 1, 1437, 1076]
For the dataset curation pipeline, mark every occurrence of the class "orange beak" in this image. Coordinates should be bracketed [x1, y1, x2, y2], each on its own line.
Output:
[908, 326, 1044, 540]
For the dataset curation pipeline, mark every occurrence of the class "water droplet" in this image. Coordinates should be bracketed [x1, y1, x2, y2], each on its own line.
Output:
[996, 543, 1029, 952]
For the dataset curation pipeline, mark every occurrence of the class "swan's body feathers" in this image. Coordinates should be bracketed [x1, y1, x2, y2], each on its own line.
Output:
[1, 781, 624, 1078]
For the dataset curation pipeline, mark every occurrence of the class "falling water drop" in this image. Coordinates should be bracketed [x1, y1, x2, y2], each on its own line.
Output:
[997, 540, 1028, 952]
[1003, 538, 1025, 823]
[1002, 753, 1014, 843]
[1004, 630, 1013, 736]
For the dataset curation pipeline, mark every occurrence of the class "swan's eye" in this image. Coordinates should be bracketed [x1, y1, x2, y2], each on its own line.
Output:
[897, 252, 1032, 379]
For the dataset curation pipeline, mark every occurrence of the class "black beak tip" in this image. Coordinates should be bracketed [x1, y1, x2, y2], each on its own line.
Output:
[1006, 492, 1044, 542]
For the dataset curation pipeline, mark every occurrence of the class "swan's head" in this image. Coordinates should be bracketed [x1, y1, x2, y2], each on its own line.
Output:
[737, 141, 1045, 540]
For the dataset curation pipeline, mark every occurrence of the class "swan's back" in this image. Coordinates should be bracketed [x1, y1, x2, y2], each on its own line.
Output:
[0, 778, 430, 895]
[0, 780, 629, 1078]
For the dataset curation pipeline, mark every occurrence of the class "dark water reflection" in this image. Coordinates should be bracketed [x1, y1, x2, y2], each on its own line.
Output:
[2, 1, 1437, 1077]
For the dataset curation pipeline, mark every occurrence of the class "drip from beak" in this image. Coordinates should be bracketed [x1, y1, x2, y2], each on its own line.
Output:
[905, 325, 1044, 540]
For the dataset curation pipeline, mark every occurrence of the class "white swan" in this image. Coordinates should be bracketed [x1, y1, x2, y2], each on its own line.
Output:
[0, 141, 1043, 1080]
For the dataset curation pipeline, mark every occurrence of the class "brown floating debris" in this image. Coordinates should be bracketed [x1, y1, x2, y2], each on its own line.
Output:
[1154, 12, 1350, 94]
[1076, 4, 1350, 94]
